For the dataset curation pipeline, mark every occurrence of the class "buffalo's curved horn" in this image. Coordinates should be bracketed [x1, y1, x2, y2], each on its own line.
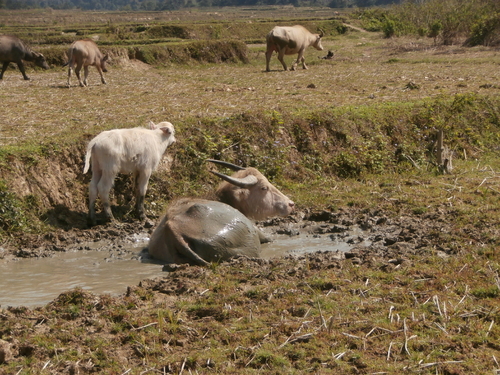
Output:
[210, 171, 258, 188]
[318, 29, 325, 38]
[206, 159, 245, 171]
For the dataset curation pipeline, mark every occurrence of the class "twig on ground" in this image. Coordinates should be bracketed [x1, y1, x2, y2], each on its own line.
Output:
[132, 322, 158, 331]
[387, 341, 393, 361]
[179, 358, 187, 375]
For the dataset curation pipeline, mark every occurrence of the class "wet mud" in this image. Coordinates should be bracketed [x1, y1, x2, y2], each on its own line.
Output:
[0, 206, 449, 308]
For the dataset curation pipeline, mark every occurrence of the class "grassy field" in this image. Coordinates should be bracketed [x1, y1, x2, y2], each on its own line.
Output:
[1, 7, 500, 374]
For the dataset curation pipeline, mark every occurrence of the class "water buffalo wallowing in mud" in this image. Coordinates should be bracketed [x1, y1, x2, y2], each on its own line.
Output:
[147, 160, 295, 265]
[0, 35, 50, 80]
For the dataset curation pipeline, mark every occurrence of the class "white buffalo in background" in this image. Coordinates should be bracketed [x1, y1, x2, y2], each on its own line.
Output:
[83, 121, 176, 226]
[148, 159, 295, 265]
[65, 39, 109, 87]
[265, 25, 324, 72]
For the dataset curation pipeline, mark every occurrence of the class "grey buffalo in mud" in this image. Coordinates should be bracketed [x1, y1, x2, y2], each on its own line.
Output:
[265, 25, 323, 72]
[0, 35, 49, 80]
[148, 160, 295, 265]
[66, 39, 108, 87]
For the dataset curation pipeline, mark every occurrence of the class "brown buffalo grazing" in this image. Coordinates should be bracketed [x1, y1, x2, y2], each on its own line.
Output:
[265, 25, 324, 72]
[66, 39, 108, 87]
[0, 35, 49, 80]
[147, 159, 295, 265]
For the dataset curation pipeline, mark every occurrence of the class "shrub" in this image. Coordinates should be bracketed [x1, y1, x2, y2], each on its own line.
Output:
[0, 180, 27, 232]
[466, 13, 500, 46]
[357, 0, 500, 45]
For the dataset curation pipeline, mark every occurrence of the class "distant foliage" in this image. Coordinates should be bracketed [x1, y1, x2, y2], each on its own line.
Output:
[465, 12, 500, 46]
[357, 0, 500, 45]
[1, 0, 402, 10]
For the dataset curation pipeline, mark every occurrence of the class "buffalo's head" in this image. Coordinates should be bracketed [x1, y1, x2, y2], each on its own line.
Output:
[207, 159, 295, 220]
[33, 52, 50, 70]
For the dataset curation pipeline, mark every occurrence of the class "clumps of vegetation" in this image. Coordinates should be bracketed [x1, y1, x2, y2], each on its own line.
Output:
[127, 40, 249, 65]
[0, 93, 499, 239]
[37, 40, 249, 67]
[171, 94, 500, 182]
[465, 12, 500, 46]
[0, 180, 28, 233]
[355, 0, 500, 45]
[2, 251, 500, 373]
[145, 24, 192, 39]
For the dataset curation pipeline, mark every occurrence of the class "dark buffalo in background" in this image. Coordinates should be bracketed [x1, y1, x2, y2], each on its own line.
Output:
[0, 35, 50, 80]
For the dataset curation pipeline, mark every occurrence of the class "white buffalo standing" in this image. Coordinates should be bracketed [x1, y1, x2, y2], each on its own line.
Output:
[66, 39, 108, 87]
[265, 25, 324, 72]
[83, 122, 176, 226]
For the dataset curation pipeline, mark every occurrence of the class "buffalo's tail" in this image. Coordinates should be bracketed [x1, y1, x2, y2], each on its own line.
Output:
[83, 142, 93, 174]
[64, 47, 76, 68]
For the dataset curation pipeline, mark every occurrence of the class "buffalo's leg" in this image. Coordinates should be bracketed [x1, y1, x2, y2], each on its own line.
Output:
[75, 64, 84, 87]
[15, 61, 29, 80]
[0, 62, 9, 79]
[67, 66, 73, 87]
[277, 51, 288, 71]
[96, 66, 107, 85]
[88, 169, 101, 226]
[300, 55, 308, 69]
[292, 50, 305, 71]
[97, 172, 115, 222]
[265, 49, 273, 72]
[83, 66, 89, 86]
[135, 170, 152, 221]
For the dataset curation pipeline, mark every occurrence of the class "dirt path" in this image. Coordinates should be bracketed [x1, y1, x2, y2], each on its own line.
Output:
[343, 23, 368, 32]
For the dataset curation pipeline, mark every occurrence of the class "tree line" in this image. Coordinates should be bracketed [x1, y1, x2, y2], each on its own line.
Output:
[0, 0, 401, 11]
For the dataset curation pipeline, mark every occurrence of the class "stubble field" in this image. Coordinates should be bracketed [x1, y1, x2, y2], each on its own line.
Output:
[1, 8, 500, 374]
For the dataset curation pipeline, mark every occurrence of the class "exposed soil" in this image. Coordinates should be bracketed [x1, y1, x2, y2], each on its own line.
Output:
[1, 199, 446, 262]
[1, 203, 480, 374]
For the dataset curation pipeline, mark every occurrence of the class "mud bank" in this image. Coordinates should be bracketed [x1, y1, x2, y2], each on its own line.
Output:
[1, 205, 450, 307]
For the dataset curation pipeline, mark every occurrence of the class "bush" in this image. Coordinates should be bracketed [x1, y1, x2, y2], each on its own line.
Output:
[357, 0, 500, 45]
[465, 13, 500, 46]
[0, 180, 27, 233]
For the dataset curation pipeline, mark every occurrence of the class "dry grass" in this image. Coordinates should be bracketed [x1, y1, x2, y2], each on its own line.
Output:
[1, 9, 500, 375]
[1, 32, 499, 148]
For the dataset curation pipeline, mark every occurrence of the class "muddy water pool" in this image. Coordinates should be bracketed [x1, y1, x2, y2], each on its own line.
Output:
[0, 227, 369, 308]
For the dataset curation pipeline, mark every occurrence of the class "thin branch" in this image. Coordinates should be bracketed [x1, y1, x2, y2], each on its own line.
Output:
[132, 322, 158, 331]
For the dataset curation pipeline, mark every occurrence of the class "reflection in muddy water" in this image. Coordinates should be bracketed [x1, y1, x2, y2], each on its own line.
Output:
[0, 241, 160, 309]
[261, 226, 370, 259]
[0, 227, 368, 308]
